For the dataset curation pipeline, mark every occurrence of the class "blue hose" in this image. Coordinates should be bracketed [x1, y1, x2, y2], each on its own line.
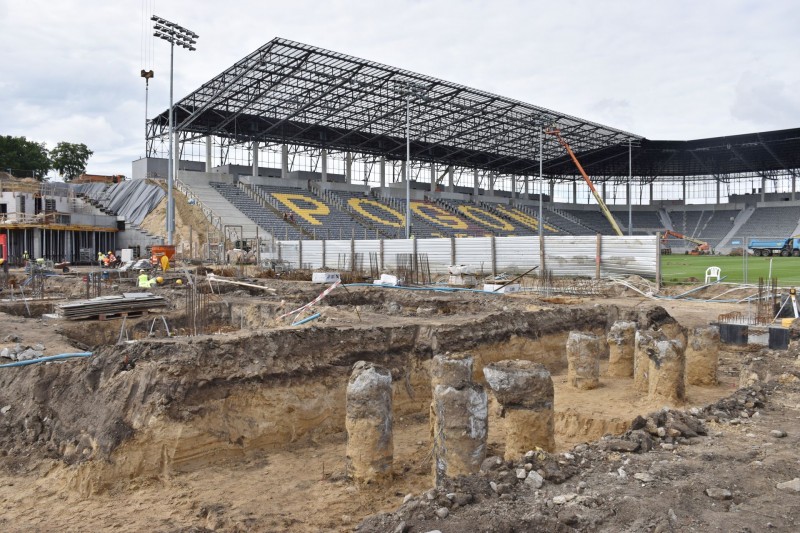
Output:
[343, 283, 504, 294]
[0, 352, 93, 368]
[292, 312, 321, 326]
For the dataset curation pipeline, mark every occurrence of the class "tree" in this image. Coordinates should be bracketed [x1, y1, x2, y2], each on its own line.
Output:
[0, 135, 51, 179]
[50, 142, 93, 181]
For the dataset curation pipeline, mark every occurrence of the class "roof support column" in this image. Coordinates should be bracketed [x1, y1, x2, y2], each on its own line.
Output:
[473, 168, 479, 201]
[792, 174, 796, 201]
[379, 156, 386, 188]
[252, 141, 259, 177]
[346, 152, 353, 184]
[682, 177, 686, 203]
[523, 175, 529, 200]
[205, 136, 213, 172]
[281, 144, 289, 179]
[489, 173, 495, 197]
[716, 179, 721, 205]
[321, 149, 328, 183]
[447, 167, 454, 193]
[761, 176, 766, 202]
[573, 181, 578, 204]
[649, 182, 654, 205]
[401, 160, 407, 183]
[430, 163, 436, 193]
[602, 182, 606, 203]
[549, 181, 555, 202]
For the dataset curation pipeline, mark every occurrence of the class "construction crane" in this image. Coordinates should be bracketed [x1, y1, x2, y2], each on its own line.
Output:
[661, 230, 710, 254]
[545, 128, 624, 236]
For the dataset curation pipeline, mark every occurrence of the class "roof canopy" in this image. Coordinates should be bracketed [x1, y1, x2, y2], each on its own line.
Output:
[150, 38, 799, 180]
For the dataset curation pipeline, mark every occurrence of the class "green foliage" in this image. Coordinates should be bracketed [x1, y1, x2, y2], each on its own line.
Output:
[50, 142, 93, 181]
[0, 135, 51, 179]
[661, 254, 800, 285]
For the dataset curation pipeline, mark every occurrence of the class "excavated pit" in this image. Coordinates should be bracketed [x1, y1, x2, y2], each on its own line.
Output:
[0, 289, 735, 503]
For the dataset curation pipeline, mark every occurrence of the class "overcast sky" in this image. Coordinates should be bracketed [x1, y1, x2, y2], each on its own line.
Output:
[1, 0, 798, 176]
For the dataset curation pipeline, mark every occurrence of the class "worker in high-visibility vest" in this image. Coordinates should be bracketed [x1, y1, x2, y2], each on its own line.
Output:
[137, 269, 155, 288]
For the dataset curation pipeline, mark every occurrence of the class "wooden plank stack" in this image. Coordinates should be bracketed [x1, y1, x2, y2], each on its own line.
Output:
[59, 293, 168, 321]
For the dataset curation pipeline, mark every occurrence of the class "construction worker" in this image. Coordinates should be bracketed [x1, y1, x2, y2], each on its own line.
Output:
[137, 269, 154, 288]
[160, 254, 170, 272]
[107, 251, 118, 268]
[150, 252, 159, 269]
[22, 250, 29, 266]
[0, 257, 8, 288]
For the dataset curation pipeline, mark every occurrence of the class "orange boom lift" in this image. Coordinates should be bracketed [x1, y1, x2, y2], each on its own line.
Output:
[546, 127, 624, 237]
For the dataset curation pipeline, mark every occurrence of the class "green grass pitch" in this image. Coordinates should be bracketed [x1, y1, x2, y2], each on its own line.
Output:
[660, 254, 800, 285]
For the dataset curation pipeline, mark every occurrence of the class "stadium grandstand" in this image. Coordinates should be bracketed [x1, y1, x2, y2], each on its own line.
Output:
[135, 38, 800, 252]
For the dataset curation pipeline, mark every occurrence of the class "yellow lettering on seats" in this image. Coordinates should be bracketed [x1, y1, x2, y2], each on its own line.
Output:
[410, 202, 468, 229]
[348, 198, 405, 227]
[272, 193, 329, 225]
[496, 205, 559, 233]
[458, 205, 514, 231]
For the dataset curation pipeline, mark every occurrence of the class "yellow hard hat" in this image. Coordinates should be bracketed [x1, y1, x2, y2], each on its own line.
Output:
[156, 276, 164, 284]
[176, 279, 183, 285]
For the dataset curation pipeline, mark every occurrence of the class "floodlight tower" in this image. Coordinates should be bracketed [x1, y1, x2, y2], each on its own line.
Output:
[395, 80, 428, 239]
[152, 15, 198, 246]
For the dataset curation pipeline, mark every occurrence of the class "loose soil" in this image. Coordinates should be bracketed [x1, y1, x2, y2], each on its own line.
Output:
[1, 269, 798, 532]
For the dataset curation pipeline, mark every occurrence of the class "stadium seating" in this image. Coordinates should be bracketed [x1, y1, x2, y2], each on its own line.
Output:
[484, 203, 559, 235]
[429, 198, 503, 235]
[563, 209, 626, 235]
[253, 184, 374, 239]
[611, 209, 664, 233]
[193, 179, 800, 247]
[668, 209, 739, 248]
[328, 190, 407, 239]
[209, 182, 304, 240]
[734, 205, 800, 240]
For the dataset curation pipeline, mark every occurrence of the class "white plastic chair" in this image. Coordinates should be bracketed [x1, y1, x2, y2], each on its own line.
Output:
[705, 266, 721, 283]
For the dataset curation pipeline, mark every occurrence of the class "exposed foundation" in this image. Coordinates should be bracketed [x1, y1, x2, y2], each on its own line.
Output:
[606, 321, 636, 378]
[432, 382, 488, 485]
[345, 361, 393, 483]
[483, 360, 555, 457]
[685, 326, 720, 386]
[648, 339, 686, 404]
[566, 331, 604, 390]
[634, 329, 661, 393]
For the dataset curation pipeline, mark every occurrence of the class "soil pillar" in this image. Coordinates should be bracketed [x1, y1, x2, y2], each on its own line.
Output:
[430, 352, 474, 390]
[430, 353, 474, 435]
[634, 329, 661, 393]
[566, 331, 604, 390]
[685, 326, 720, 386]
[648, 339, 686, 403]
[606, 321, 636, 378]
[483, 360, 555, 458]
[345, 361, 393, 482]
[432, 382, 488, 485]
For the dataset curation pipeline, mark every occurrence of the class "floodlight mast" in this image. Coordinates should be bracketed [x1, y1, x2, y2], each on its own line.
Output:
[152, 14, 198, 246]
[393, 80, 428, 239]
